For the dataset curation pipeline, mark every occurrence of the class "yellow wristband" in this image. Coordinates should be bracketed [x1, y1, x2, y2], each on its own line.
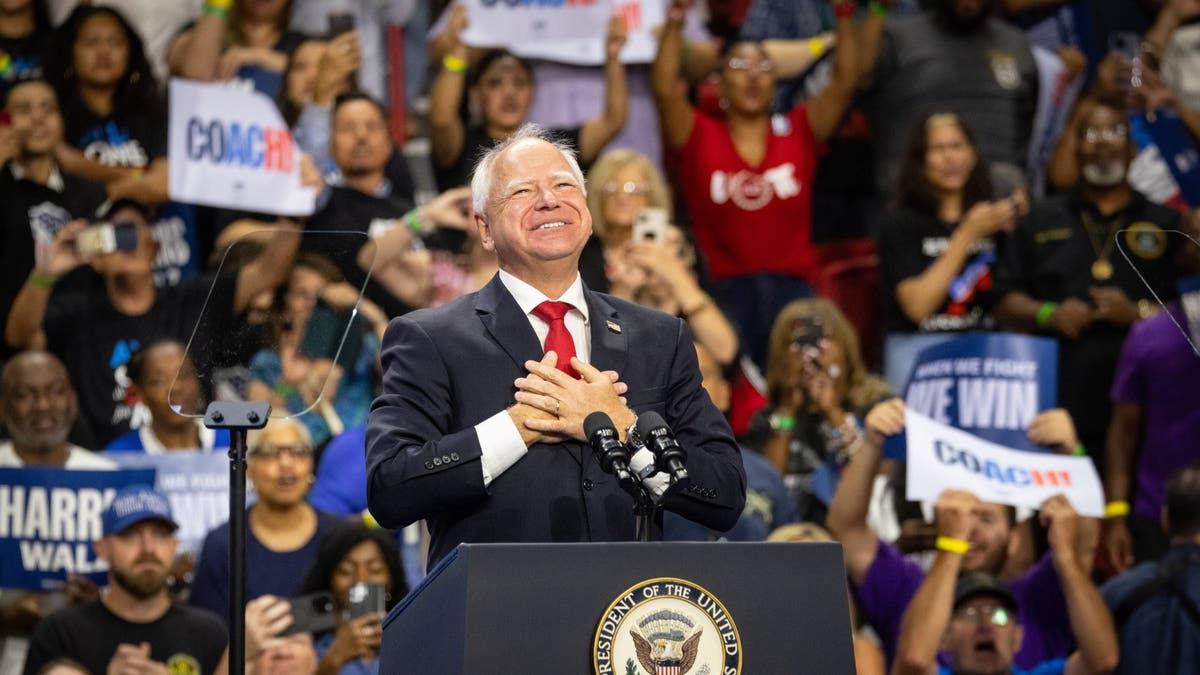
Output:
[809, 37, 827, 59]
[442, 54, 467, 73]
[936, 536, 970, 555]
[1104, 501, 1131, 518]
[206, 0, 232, 9]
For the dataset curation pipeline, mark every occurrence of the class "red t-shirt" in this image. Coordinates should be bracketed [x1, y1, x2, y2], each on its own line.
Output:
[678, 105, 820, 281]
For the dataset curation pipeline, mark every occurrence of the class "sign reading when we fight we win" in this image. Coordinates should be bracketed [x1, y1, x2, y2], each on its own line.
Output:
[894, 334, 1104, 516]
[0, 468, 156, 590]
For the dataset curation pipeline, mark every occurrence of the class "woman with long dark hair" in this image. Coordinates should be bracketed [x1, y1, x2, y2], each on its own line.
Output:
[427, 5, 627, 191]
[876, 111, 1027, 389]
[44, 5, 168, 205]
[297, 522, 408, 675]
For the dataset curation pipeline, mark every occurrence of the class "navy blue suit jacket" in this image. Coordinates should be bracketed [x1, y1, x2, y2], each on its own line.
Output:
[365, 275, 746, 565]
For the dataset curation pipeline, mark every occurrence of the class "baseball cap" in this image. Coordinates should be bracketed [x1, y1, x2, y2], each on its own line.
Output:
[954, 572, 1018, 612]
[102, 485, 179, 536]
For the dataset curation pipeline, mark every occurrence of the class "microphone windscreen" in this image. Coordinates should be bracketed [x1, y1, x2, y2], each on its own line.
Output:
[635, 411, 668, 438]
[584, 411, 616, 439]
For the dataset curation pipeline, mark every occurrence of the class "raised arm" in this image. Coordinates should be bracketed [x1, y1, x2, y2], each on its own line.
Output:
[5, 220, 87, 350]
[233, 220, 302, 314]
[577, 15, 629, 166]
[167, 2, 228, 81]
[428, 4, 470, 171]
[651, 0, 696, 152]
[827, 397, 904, 583]
[805, 1, 859, 143]
[1042, 495, 1120, 674]
[1102, 401, 1143, 572]
[894, 490, 980, 675]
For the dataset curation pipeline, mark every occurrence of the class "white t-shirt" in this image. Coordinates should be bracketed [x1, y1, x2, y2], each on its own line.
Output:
[0, 442, 117, 469]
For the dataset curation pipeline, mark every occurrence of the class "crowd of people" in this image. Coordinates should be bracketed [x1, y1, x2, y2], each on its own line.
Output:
[2, 0, 1200, 673]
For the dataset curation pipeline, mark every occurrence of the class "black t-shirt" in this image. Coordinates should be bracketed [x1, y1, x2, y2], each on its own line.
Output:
[43, 273, 239, 448]
[434, 124, 583, 192]
[23, 599, 227, 675]
[993, 189, 1182, 443]
[305, 184, 417, 319]
[876, 208, 1001, 334]
[0, 166, 105, 355]
[63, 102, 167, 169]
[0, 27, 49, 102]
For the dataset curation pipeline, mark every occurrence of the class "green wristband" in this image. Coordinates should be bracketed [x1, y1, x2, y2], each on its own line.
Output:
[29, 270, 57, 290]
[404, 210, 427, 236]
[770, 414, 796, 432]
[204, 5, 229, 18]
[1036, 302, 1057, 329]
[869, 1, 889, 17]
[1074, 444, 1087, 457]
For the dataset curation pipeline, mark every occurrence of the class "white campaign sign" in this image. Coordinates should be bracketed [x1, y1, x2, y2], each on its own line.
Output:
[904, 410, 1105, 517]
[458, 0, 664, 65]
[168, 79, 315, 216]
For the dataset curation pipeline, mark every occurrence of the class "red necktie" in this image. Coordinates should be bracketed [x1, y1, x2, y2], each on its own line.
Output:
[532, 300, 579, 378]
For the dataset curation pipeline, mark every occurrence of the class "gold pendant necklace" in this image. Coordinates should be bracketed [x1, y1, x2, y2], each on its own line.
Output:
[1080, 209, 1123, 281]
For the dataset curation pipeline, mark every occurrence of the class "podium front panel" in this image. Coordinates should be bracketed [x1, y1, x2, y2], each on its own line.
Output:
[383, 541, 855, 673]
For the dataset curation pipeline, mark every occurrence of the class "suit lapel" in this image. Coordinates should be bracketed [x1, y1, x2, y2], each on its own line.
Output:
[476, 274, 542, 371]
[586, 290, 628, 376]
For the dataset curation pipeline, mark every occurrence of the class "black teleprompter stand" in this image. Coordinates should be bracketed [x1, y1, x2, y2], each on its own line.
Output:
[204, 400, 270, 675]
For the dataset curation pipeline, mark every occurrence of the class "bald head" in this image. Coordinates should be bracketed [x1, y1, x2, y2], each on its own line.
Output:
[0, 351, 78, 456]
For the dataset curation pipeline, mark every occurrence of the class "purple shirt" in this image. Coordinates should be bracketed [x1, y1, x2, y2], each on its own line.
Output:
[856, 541, 1072, 670]
[1110, 305, 1200, 519]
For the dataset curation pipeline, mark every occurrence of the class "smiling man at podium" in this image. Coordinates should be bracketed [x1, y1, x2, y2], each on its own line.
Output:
[365, 126, 746, 566]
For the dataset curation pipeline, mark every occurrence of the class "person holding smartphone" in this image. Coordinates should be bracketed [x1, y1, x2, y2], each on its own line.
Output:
[742, 298, 892, 523]
[295, 522, 406, 675]
[876, 112, 1027, 390]
[246, 252, 386, 448]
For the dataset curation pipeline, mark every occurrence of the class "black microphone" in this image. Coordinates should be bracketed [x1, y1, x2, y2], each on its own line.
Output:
[636, 412, 689, 483]
[584, 412, 634, 483]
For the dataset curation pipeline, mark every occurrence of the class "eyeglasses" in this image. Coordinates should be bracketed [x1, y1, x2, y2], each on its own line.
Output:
[250, 443, 313, 461]
[953, 605, 1012, 627]
[602, 181, 649, 196]
[1083, 125, 1128, 145]
[726, 58, 774, 73]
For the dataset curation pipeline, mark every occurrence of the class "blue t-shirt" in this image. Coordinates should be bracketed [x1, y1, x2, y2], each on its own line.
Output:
[938, 658, 1065, 675]
[314, 630, 379, 675]
[1100, 542, 1200, 674]
[190, 508, 340, 625]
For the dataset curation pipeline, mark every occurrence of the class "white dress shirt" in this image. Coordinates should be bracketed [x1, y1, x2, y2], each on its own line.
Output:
[475, 271, 590, 485]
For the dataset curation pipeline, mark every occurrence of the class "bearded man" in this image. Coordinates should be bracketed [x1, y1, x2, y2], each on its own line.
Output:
[995, 100, 1184, 472]
[22, 486, 228, 675]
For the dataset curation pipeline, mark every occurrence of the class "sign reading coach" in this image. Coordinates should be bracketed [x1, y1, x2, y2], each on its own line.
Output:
[0, 467, 156, 590]
[168, 79, 316, 216]
[887, 334, 1057, 458]
[905, 411, 1104, 517]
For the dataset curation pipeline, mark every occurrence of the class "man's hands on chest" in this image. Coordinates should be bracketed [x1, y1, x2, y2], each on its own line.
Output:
[510, 351, 634, 446]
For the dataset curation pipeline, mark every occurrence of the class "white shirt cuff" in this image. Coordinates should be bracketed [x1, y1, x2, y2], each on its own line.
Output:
[476, 410, 528, 487]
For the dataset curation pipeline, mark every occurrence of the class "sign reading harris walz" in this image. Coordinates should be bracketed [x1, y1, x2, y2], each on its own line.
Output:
[594, 577, 742, 675]
[0, 467, 157, 590]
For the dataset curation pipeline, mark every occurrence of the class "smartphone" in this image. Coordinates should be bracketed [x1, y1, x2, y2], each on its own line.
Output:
[75, 220, 138, 257]
[632, 208, 668, 242]
[346, 581, 386, 619]
[298, 303, 365, 368]
[790, 315, 825, 351]
[328, 11, 355, 37]
[283, 592, 337, 636]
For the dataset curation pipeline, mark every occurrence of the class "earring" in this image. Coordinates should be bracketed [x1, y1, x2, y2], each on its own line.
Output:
[130, 71, 140, 84]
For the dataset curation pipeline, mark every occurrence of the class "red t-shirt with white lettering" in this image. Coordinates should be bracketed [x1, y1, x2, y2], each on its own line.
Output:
[678, 105, 820, 281]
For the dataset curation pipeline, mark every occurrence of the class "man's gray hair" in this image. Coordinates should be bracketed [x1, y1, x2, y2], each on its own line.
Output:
[469, 123, 587, 215]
